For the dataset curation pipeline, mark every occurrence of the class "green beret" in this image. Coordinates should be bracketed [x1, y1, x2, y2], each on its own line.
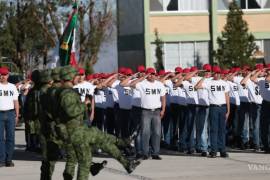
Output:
[40, 69, 52, 83]
[51, 67, 61, 81]
[60, 66, 78, 81]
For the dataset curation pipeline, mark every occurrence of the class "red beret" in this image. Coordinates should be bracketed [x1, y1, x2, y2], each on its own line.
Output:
[86, 74, 94, 80]
[212, 66, 221, 73]
[175, 67, 183, 73]
[146, 67, 156, 74]
[265, 64, 270, 69]
[93, 73, 99, 79]
[78, 68, 85, 75]
[137, 65, 145, 73]
[183, 68, 190, 74]
[203, 64, 212, 72]
[125, 68, 133, 75]
[158, 70, 166, 76]
[118, 67, 126, 74]
[221, 69, 230, 75]
[190, 66, 198, 72]
[0, 67, 9, 75]
[242, 65, 251, 71]
[256, 64, 264, 70]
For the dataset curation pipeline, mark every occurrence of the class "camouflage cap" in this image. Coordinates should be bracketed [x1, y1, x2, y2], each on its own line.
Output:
[51, 67, 61, 81]
[60, 66, 78, 81]
[40, 69, 53, 83]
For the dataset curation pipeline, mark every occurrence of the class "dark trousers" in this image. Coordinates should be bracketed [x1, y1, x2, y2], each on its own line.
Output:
[106, 107, 115, 135]
[178, 105, 187, 150]
[239, 102, 251, 144]
[250, 103, 261, 147]
[185, 104, 197, 151]
[0, 110, 16, 163]
[260, 100, 270, 150]
[209, 105, 227, 153]
[130, 106, 142, 154]
[117, 109, 131, 138]
[227, 104, 240, 144]
[170, 104, 180, 146]
[93, 107, 105, 131]
[161, 105, 171, 145]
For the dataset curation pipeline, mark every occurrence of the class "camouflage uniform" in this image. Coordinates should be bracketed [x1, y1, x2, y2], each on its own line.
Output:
[39, 68, 64, 180]
[58, 66, 91, 180]
[23, 70, 41, 151]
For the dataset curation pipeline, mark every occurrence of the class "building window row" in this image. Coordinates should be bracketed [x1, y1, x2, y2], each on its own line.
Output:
[151, 41, 209, 70]
[150, 0, 209, 12]
[219, 0, 270, 10]
[150, 39, 270, 70]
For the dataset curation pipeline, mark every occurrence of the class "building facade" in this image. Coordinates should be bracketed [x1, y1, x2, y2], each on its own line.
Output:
[118, 0, 270, 70]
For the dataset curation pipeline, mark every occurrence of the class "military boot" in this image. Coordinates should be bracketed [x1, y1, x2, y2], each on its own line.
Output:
[124, 160, 141, 174]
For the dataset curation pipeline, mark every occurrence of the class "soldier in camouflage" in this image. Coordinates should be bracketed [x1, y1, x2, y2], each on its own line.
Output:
[23, 70, 41, 152]
[38, 69, 56, 180]
[56, 66, 140, 179]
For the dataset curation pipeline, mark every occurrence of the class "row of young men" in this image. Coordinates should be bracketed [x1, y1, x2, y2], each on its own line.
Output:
[73, 64, 270, 159]
[23, 67, 140, 180]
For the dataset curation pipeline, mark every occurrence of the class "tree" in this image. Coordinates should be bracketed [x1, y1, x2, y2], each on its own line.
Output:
[214, 0, 257, 68]
[153, 28, 164, 71]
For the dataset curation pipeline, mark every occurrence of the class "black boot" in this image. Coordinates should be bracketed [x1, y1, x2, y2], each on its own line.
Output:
[125, 160, 141, 174]
[90, 160, 107, 176]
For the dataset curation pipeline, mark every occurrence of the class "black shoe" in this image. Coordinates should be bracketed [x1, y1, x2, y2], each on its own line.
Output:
[125, 160, 141, 174]
[142, 155, 149, 160]
[186, 149, 195, 155]
[135, 154, 143, 160]
[151, 155, 162, 160]
[209, 152, 217, 158]
[0, 163, 5, 167]
[196, 149, 202, 153]
[5, 161, 14, 167]
[220, 152, 229, 158]
[201, 152, 207, 157]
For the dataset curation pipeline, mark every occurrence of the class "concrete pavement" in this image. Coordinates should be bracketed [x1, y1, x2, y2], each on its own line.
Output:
[0, 128, 270, 180]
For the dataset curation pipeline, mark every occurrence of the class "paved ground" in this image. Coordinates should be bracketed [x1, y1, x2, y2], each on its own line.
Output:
[0, 127, 270, 180]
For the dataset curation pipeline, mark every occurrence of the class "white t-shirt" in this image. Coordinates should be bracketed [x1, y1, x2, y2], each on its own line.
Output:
[182, 80, 198, 105]
[245, 78, 263, 104]
[132, 88, 141, 107]
[73, 81, 96, 102]
[115, 84, 133, 110]
[111, 80, 120, 103]
[202, 79, 229, 105]
[135, 80, 166, 109]
[0, 83, 19, 111]
[94, 89, 106, 109]
[234, 76, 250, 103]
[104, 87, 115, 108]
[258, 79, 270, 102]
[192, 77, 210, 106]
[228, 81, 240, 106]
[164, 80, 172, 106]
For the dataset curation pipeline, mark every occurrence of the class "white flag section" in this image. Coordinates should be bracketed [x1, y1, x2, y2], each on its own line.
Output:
[70, 28, 77, 66]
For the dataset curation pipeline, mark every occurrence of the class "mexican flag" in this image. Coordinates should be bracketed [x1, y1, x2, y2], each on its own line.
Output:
[59, 3, 78, 66]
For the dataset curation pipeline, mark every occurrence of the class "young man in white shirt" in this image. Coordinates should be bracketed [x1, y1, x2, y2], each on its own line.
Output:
[231, 67, 252, 149]
[196, 66, 230, 158]
[241, 65, 264, 151]
[251, 67, 270, 153]
[194, 64, 212, 156]
[0, 67, 19, 167]
[127, 68, 166, 160]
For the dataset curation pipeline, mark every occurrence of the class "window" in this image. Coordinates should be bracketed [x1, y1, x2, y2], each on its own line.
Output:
[150, 0, 208, 12]
[151, 41, 209, 69]
[218, 0, 270, 10]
